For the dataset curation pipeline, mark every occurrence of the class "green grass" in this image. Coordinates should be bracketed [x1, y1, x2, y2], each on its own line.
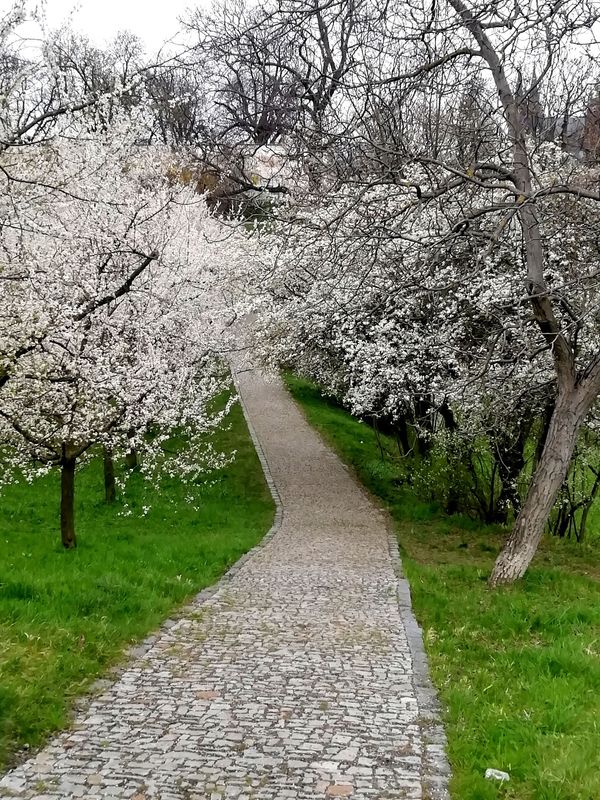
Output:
[0, 395, 274, 769]
[285, 373, 600, 800]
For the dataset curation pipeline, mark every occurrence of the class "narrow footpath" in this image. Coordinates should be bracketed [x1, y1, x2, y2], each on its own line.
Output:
[0, 365, 450, 800]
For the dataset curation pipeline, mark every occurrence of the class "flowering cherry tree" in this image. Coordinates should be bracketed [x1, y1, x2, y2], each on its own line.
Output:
[233, 0, 600, 585]
[0, 119, 257, 547]
[254, 132, 600, 581]
[0, 9, 263, 549]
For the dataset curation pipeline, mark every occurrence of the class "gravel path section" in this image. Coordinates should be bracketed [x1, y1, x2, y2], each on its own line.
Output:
[0, 365, 450, 800]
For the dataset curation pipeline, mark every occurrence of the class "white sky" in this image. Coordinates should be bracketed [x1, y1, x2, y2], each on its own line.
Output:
[8, 0, 208, 53]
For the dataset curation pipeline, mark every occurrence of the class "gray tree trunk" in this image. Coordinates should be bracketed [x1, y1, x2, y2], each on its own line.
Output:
[490, 384, 596, 585]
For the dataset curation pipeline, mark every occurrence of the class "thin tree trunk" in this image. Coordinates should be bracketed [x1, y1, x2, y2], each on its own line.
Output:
[487, 460, 499, 522]
[103, 446, 116, 503]
[371, 418, 386, 462]
[489, 389, 588, 585]
[60, 449, 77, 550]
[494, 420, 531, 521]
[395, 416, 411, 455]
[125, 428, 138, 470]
[578, 471, 600, 543]
[553, 505, 570, 539]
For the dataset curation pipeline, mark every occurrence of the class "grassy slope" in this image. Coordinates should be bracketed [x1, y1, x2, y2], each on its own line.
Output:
[0, 397, 274, 769]
[285, 374, 600, 800]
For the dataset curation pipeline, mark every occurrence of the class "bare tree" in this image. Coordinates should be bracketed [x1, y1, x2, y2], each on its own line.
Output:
[144, 64, 210, 146]
[181, 0, 365, 199]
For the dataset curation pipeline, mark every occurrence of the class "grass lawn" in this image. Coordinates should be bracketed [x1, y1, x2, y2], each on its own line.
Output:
[285, 374, 600, 800]
[0, 394, 274, 770]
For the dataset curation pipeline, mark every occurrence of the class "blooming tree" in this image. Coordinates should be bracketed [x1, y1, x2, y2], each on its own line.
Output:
[254, 129, 600, 580]
[231, 0, 600, 584]
[0, 119, 257, 547]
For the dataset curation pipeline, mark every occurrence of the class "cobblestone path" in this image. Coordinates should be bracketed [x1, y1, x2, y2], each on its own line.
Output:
[0, 366, 450, 800]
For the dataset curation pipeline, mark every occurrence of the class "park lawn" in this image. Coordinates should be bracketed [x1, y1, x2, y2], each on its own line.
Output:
[0, 395, 274, 770]
[285, 374, 600, 800]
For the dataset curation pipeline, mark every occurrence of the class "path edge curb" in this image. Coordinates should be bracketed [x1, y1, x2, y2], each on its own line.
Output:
[386, 530, 452, 800]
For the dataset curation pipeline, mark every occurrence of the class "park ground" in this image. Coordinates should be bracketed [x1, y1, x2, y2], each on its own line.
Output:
[1, 377, 599, 800]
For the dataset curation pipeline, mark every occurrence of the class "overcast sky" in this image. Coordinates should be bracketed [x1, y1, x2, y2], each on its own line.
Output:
[15, 0, 206, 52]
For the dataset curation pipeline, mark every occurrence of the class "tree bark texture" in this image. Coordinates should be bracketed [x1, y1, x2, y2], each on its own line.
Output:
[490, 386, 594, 585]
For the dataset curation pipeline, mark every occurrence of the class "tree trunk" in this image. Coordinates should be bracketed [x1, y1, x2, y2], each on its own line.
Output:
[395, 416, 412, 456]
[125, 428, 138, 470]
[489, 389, 587, 585]
[414, 396, 435, 457]
[445, 486, 460, 515]
[103, 446, 116, 503]
[370, 418, 386, 462]
[494, 420, 531, 521]
[578, 469, 600, 543]
[438, 401, 457, 431]
[60, 450, 77, 550]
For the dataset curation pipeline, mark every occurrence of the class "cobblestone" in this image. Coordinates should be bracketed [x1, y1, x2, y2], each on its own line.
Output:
[0, 363, 450, 799]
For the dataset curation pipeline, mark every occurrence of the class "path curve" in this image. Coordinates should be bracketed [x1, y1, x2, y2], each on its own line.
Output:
[0, 364, 450, 800]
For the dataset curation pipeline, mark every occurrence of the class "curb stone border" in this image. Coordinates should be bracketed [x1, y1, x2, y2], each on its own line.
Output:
[229, 362, 284, 550]
[386, 531, 452, 800]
